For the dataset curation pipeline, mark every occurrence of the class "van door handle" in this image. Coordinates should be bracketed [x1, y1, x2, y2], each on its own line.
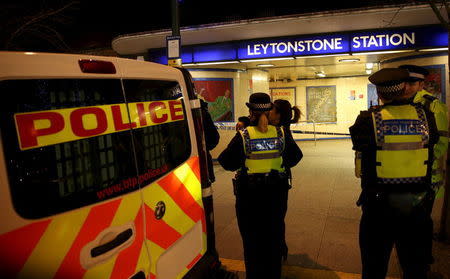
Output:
[80, 222, 136, 269]
[91, 228, 133, 257]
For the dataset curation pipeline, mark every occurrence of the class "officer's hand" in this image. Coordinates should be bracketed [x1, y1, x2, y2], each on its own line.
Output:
[236, 121, 246, 131]
[355, 152, 362, 178]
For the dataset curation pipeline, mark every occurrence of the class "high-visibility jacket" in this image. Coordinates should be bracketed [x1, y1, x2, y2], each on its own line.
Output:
[414, 90, 449, 190]
[239, 125, 285, 174]
[371, 104, 431, 184]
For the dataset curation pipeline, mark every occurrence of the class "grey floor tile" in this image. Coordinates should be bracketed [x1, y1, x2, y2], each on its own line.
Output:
[215, 218, 244, 260]
[316, 230, 361, 274]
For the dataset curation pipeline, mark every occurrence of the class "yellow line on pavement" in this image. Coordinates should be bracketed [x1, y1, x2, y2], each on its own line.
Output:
[219, 258, 400, 279]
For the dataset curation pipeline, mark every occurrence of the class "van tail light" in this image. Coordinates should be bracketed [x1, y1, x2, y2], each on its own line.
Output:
[79, 59, 116, 74]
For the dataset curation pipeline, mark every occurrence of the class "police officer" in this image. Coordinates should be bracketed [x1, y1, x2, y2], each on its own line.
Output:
[349, 68, 439, 279]
[218, 92, 302, 279]
[399, 65, 449, 198]
[399, 65, 448, 275]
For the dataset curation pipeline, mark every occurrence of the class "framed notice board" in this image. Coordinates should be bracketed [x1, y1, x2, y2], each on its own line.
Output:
[306, 86, 337, 123]
[424, 64, 446, 103]
[270, 87, 296, 105]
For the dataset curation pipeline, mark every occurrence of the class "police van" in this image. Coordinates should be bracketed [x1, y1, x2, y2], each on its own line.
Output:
[0, 52, 224, 279]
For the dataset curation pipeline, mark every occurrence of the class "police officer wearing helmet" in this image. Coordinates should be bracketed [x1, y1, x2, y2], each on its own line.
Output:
[349, 68, 439, 279]
[218, 92, 302, 279]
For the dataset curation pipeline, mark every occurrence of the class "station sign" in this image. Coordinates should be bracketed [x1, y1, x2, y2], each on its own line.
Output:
[350, 26, 447, 52]
[239, 34, 349, 59]
[150, 25, 447, 64]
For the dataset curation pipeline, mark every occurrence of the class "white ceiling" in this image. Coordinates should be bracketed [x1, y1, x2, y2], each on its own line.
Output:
[184, 49, 437, 80]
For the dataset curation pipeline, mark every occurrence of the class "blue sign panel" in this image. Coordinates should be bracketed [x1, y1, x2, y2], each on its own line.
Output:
[147, 46, 193, 65]
[238, 34, 350, 59]
[351, 25, 447, 52]
[193, 43, 237, 62]
[147, 25, 447, 64]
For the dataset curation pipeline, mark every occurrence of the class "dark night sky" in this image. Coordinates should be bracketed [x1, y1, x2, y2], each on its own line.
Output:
[0, 0, 428, 51]
[75, 0, 423, 36]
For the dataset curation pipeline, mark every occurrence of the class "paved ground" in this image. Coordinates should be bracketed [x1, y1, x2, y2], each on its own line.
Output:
[211, 139, 450, 279]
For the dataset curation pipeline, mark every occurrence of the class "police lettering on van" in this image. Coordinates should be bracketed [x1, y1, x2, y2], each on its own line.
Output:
[15, 100, 184, 150]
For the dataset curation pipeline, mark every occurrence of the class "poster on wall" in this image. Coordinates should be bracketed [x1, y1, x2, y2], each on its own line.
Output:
[193, 78, 234, 122]
[306, 86, 337, 123]
[270, 87, 296, 105]
[424, 64, 446, 103]
[367, 84, 379, 108]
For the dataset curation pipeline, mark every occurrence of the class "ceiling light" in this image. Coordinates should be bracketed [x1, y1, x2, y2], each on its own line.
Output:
[256, 63, 274, 67]
[418, 47, 448, 52]
[338, 58, 360, 62]
[365, 63, 374, 69]
[352, 50, 410, 55]
[366, 69, 373, 75]
[298, 53, 349, 59]
[194, 60, 240, 65]
[315, 71, 326, 78]
[240, 57, 294, 62]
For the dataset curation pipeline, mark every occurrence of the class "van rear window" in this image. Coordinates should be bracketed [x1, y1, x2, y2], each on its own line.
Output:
[0, 79, 191, 219]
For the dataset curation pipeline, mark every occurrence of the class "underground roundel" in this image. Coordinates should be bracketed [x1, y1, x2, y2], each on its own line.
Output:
[155, 201, 166, 220]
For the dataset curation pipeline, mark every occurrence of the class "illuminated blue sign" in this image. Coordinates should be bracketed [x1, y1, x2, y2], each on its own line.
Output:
[238, 34, 350, 59]
[148, 25, 447, 64]
[193, 43, 236, 62]
[351, 25, 447, 52]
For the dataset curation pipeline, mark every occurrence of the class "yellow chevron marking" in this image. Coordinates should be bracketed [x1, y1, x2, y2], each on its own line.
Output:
[83, 255, 115, 279]
[18, 208, 90, 279]
[173, 164, 202, 206]
[135, 242, 151, 277]
[109, 193, 142, 227]
[202, 233, 207, 254]
[176, 267, 190, 279]
[143, 183, 196, 235]
[84, 193, 142, 279]
[147, 240, 166, 276]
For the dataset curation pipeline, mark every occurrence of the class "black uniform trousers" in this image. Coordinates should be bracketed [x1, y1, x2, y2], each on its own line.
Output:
[234, 175, 289, 279]
[360, 194, 432, 279]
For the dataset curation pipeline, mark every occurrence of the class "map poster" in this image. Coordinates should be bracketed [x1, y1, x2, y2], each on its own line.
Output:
[270, 87, 296, 105]
[306, 86, 337, 123]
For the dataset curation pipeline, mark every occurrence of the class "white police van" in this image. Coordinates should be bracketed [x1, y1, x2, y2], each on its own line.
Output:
[0, 51, 229, 279]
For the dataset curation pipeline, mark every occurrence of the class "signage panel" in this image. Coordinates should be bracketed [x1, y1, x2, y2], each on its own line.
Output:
[193, 43, 237, 62]
[167, 35, 181, 59]
[238, 34, 350, 59]
[148, 25, 448, 64]
[351, 25, 447, 52]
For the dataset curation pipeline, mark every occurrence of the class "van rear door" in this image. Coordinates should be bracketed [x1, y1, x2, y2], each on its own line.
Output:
[117, 62, 208, 279]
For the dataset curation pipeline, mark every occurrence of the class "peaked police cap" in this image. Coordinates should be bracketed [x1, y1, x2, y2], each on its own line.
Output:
[398, 64, 429, 81]
[246, 92, 273, 111]
[369, 68, 409, 100]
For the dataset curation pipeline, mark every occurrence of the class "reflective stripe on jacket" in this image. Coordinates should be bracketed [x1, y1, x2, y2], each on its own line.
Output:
[372, 104, 430, 184]
[414, 90, 449, 188]
[239, 125, 285, 174]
